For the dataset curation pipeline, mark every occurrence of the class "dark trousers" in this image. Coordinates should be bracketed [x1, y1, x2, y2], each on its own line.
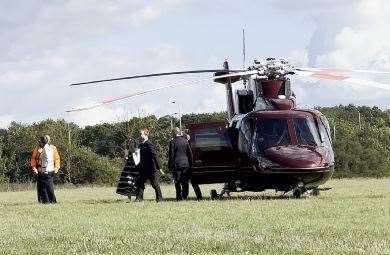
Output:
[174, 168, 203, 200]
[37, 173, 57, 203]
[173, 167, 189, 200]
[136, 172, 163, 201]
[189, 179, 203, 200]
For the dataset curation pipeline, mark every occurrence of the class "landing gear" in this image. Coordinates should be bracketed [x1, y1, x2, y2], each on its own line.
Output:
[293, 188, 303, 199]
[210, 189, 218, 200]
[210, 188, 232, 200]
[312, 188, 320, 196]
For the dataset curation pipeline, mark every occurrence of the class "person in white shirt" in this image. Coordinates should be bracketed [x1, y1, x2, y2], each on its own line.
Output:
[30, 135, 60, 203]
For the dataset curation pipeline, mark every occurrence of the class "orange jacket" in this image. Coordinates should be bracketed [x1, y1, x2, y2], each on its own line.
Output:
[30, 145, 60, 171]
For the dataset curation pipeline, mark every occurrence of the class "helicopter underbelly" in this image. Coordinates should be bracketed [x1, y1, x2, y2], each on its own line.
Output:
[191, 164, 334, 190]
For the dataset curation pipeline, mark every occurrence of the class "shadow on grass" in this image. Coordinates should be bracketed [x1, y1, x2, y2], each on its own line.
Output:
[76, 194, 303, 204]
[79, 198, 127, 205]
[0, 201, 37, 207]
[10, 191, 386, 207]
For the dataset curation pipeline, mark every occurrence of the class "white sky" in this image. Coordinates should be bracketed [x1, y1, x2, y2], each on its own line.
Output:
[1, 0, 389, 127]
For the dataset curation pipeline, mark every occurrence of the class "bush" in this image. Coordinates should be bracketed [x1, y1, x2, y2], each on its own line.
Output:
[70, 146, 121, 185]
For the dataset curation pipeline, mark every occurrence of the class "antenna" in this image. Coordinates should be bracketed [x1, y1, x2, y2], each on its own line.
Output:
[242, 28, 247, 88]
[242, 28, 246, 69]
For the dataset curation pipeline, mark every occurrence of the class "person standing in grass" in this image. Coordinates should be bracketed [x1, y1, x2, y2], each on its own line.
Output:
[116, 138, 140, 200]
[169, 127, 193, 201]
[135, 128, 163, 202]
[30, 135, 60, 203]
[181, 128, 202, 200]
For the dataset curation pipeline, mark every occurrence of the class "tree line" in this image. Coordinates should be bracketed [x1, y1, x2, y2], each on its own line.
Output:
[0, 106, 388, 185]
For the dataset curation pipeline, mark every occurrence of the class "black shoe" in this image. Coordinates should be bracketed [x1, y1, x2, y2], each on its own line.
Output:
[134, 198, 143, 202]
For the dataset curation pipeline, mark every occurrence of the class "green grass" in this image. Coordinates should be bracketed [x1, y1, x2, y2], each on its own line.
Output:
[0, 179, 389, 254]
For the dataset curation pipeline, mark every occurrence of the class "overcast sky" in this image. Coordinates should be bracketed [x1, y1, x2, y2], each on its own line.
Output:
[1, 0, 389, 127]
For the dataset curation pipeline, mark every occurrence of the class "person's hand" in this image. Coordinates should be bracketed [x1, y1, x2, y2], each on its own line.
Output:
[159, 169, 165, 175]
[54, 168, 59, 174]
[32, 168, 38, 175]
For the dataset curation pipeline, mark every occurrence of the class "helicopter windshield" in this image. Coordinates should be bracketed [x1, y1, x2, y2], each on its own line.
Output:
[293, 118, 321, 146]
[254, 119, 291, 153]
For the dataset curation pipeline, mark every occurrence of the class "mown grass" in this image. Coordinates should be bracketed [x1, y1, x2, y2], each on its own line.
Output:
[0, 179, 389, 254]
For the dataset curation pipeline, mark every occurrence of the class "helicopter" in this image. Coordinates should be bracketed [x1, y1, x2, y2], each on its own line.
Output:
[69, 57, 390, 199]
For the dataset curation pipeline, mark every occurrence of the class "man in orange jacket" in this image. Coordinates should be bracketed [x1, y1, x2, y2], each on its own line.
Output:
[30, 135, 60, 203]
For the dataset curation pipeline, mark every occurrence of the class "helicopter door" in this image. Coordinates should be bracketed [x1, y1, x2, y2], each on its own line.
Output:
[188, 122, 237, 182]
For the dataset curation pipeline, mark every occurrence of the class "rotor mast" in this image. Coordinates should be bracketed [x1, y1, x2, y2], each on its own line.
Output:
[223, 60, 235, 121]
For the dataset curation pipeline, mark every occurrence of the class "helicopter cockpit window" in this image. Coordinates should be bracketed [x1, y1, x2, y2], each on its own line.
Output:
[318, 116, 332, 148]
[254, 119, 291, 154]
[293, 118, 321, 146]
[192, 128, 230, 148]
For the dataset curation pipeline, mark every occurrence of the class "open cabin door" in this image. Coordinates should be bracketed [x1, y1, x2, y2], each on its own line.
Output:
[187, 122, 238, 184]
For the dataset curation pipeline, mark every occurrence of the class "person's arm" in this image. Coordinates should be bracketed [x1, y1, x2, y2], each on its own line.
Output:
[149, 142, 161, 171]
[186, 140, 193, 168]
[168, 140, 174, 172]
[53, 146, 61, 173]
[30, 147, 39, 174]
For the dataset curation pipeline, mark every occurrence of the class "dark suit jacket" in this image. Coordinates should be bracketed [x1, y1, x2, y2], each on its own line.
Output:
[139, 140, 161, 175]
[168, 136, 193, 172]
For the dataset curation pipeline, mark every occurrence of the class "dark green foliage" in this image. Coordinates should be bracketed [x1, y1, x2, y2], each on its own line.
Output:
[182, 112, 227, 125]
[317, 104, 390, 178]
[0, 106, 388, 184]
[70, 146, 121, 185]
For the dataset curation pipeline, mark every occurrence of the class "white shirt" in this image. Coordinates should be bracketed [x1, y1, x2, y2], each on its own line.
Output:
[132, 149, 140, 166]
[40, 144, 54, 173]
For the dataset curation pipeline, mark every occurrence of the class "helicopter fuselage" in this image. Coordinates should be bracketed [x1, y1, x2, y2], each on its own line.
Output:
[188, 108, 334, 193]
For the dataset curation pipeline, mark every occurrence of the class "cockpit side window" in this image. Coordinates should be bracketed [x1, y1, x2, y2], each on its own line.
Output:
[293, 118, 321, 146]
[318, 116, 332, 148]
[254, 118, 291, 154]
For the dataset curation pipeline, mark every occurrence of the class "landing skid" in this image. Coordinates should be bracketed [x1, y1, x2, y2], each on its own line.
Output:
[210, 186, 332, 200]
[293, 187, 332, 198]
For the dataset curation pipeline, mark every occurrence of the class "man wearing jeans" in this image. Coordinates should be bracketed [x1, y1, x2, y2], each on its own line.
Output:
[30, 135, 60, 203]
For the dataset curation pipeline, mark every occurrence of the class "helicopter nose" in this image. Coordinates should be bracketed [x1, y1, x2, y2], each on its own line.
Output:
[264, 145, 324, 168]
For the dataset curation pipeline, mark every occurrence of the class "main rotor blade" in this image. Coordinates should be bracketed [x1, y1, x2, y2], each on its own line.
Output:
[70, 69, 244, 86]
[67, 77, 208, 112]
[212, 70, 260, 81]
[295, 69, 390, 91]
[66, 83, 179, 112]
[296, 67, 390, 74]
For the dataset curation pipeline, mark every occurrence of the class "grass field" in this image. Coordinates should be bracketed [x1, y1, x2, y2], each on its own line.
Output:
[0, 179, 389, 254]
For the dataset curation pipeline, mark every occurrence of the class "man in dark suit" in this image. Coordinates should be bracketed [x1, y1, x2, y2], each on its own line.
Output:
[182, 129, 202, 200]
[169, 127, 194, 200]
[135, 128, 163, 202]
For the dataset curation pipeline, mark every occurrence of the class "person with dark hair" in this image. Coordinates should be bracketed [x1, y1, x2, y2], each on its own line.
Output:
[135, 129, 163, 202]
[30, 135, 60, 203]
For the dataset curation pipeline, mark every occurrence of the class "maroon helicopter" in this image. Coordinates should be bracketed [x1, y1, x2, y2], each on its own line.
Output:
[69, 57, 390, 198]
[186, 59, 334, 198]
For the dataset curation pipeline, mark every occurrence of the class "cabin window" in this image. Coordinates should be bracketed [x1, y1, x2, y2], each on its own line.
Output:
[192, 127, 230, 148]
[293, 118, 321, 146]
[254, 119, 291, 154]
